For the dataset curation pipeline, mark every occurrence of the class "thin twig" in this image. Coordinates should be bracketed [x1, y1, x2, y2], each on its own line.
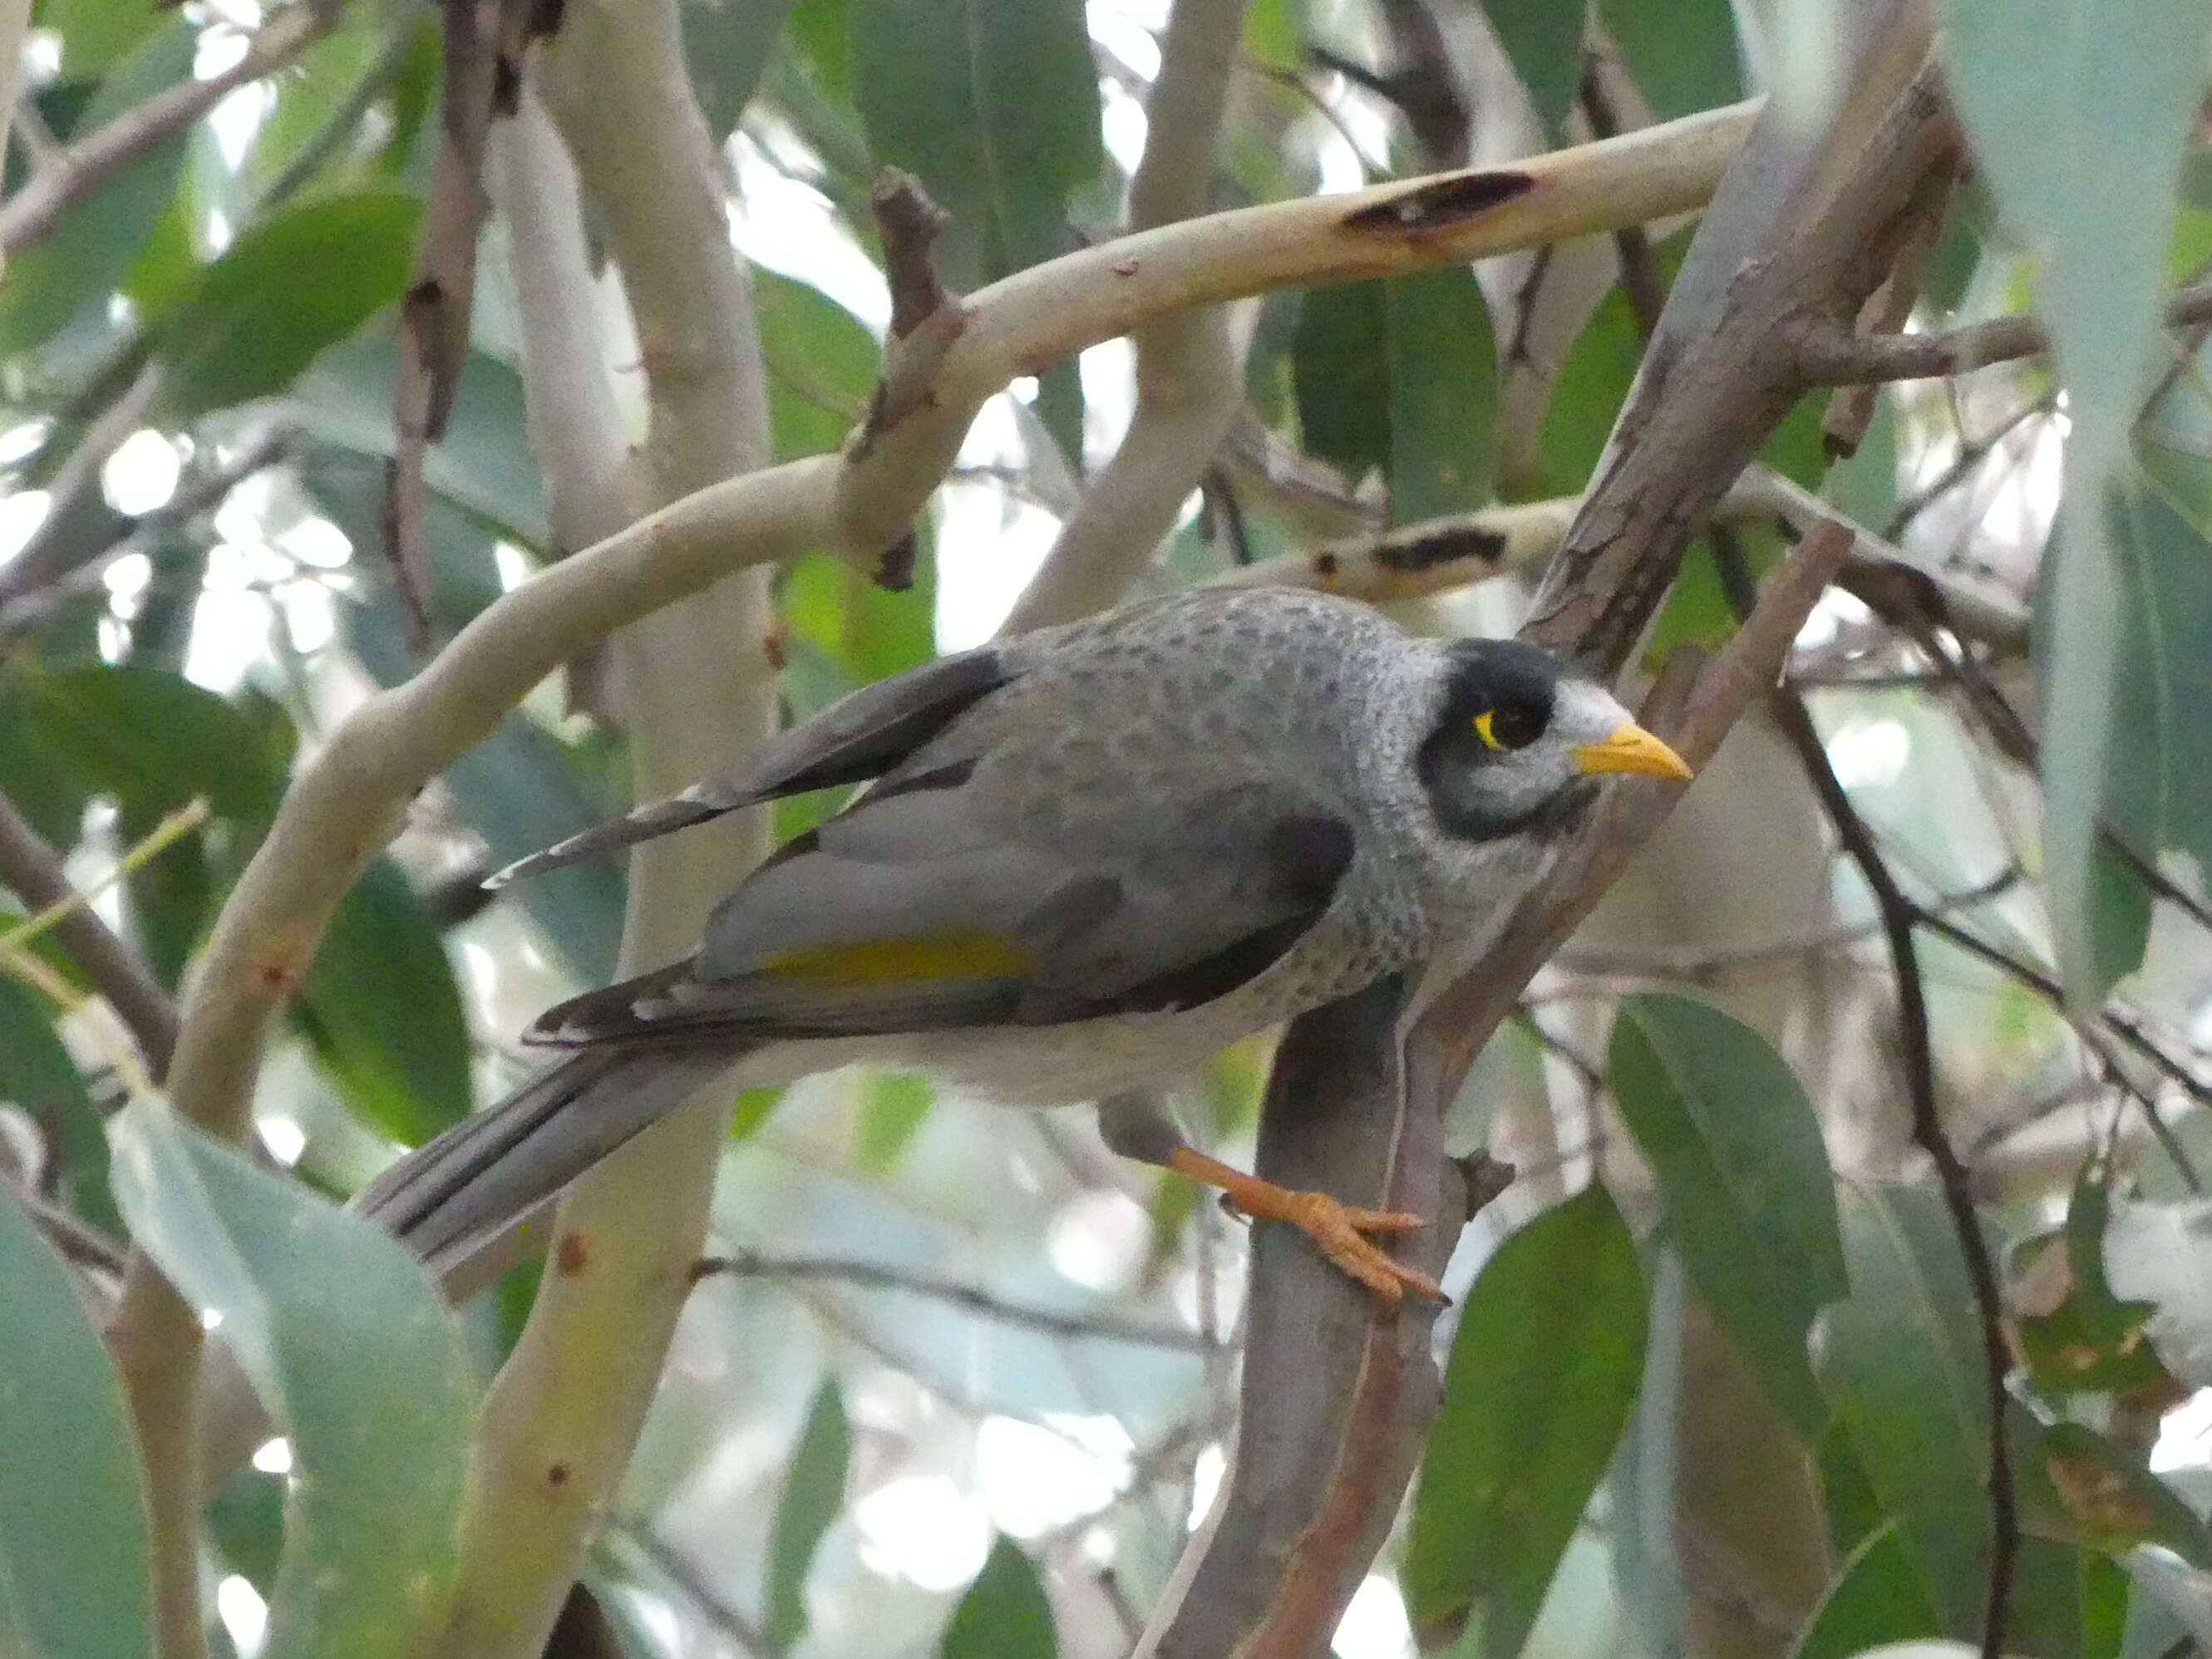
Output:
[612, 1524, 775, 1659]
[1792, 275, 2212, 386]
[691, 1250, 1219, 1352]
[1714, 539, 2014, 1659]
[0, 795, 199, 1076]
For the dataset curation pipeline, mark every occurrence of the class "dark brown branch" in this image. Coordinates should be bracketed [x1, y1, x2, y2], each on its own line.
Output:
[1714, 536, 2015, 1659]
[690, 1250, 1219, 1353]
[0, 790, 179, 1077]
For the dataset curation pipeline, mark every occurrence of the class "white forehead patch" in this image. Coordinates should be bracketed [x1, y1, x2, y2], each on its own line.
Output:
[1554, 678, 1633, 745]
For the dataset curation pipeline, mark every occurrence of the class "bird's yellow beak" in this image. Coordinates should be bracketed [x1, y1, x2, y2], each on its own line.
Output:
[1572, 722, 1692, 781]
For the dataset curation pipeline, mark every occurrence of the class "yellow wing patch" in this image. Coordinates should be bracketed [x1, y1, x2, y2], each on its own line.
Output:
[761, 930, 1038, 983]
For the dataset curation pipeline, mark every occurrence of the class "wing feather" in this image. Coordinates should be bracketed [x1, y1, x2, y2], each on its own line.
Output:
[487, 646, 1012, 888]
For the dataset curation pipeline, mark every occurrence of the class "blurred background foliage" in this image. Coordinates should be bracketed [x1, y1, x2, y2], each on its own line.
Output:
[5, 1, 2212, 1658]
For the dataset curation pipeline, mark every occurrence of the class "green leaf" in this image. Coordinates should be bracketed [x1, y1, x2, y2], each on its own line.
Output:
[1940, 0, 2205, 1002]
[790, 0, 852, 99]
[0, 1187, 152, 1659]
[0, 662, 293, 831]
[849, 0, 1100, 292]
[1609, 993, 1846, 1436]
[683, 0, 794, 141]
[37, 0, 164, 78]
[1815, 1415, 1885, 1560]
[109, 1100, 476, 1659]
[1787, 1525, 1940, 1659]
[756, 268, 879, 460]
[1293, 273, 1499, 521]
[0, 22, 195, 352]
[1483, 0, 1586, 137]
[1386, 264, 1498, 524]
[158, 190, 424, 418]
[294, 858, 473, 1145]
[1404, 1184, 1648, 1658]
[764, 1378, 853, 1649]
[858, 1071, 934, 1169]
[940, 1536, 1055, 1659]
[1532, 227, 1692, 498]
[1293, 278, 1388, 483]
[1597, 0, 1742, 123]
[1812, 1183, 1992, 1636]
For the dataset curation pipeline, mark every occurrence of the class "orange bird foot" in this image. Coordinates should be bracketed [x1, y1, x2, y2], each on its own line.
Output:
[1170, 1148, 1445, 1305]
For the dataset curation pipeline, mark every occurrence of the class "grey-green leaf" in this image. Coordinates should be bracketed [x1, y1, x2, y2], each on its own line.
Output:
[0, 1188, 152, 1659]
[1403, 1183, 1648, 1659]
[1940, 0, 2205, 1001]
[109, 1100, 476, 1658]
[764, 1378, 852, 1649]
[1609, 992, 1846, 1436]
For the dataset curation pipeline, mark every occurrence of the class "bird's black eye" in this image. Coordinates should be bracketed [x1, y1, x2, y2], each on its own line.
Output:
[1473, 702, 1544, 751]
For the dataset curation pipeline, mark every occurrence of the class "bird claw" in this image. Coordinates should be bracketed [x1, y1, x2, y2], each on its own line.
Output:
[1266, 1189, 1444, 1306]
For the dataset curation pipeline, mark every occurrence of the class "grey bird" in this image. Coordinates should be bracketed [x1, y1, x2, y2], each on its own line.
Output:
[353, 587, 1689, 1299]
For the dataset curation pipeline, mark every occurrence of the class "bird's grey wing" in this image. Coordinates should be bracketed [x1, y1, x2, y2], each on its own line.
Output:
[526, 765, 1355, 1046]
[486, 644, 1014, 888]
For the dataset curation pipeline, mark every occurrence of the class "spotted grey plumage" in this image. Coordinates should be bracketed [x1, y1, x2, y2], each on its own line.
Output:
[354, 586, 1690, 1292]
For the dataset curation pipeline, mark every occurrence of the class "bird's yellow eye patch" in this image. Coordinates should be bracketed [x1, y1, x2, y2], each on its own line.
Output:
[1473, 710, 1501, 750]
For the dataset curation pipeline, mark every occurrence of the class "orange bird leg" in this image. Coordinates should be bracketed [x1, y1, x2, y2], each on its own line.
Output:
[1169, 1147, 1443, 1305]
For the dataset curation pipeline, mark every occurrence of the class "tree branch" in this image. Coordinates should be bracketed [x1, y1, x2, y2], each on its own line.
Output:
[1791, 274, 2212, 386]
[433, 7, 785, 1649]
[0, 790, 179, 1076]
[998, 0, 1248, 633]
[692, 1250, 1219, 1351]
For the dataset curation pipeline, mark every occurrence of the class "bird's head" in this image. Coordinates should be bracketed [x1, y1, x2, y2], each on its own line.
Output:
[1417, 638, 1692, 842]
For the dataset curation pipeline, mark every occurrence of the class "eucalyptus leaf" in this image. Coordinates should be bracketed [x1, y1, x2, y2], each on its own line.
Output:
[0, 22, 195, 353]
[1404, 1184, 1648, 1659]
[110, 1100, 476, 1658]
[0, 1187, 151, 1659]
[1609, 993, 1846, 1436]
[1812, 1184, 1993, 1636]
[764, 1378, 852, 1649]
[1941, 0, 2205, 1001]
[158, 190, 424, 419]
[940, 1535, 1055, 1659]
[849, 0, 1100, 293]
[294, 856, 474, 1146]
[1482, 0, 1587, 136]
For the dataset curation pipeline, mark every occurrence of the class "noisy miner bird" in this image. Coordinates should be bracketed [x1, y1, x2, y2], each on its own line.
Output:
[355, 586, 1688, 1300]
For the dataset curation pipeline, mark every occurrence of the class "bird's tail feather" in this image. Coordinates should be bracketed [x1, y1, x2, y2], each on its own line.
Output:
[352, 1045, 738, 1287]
